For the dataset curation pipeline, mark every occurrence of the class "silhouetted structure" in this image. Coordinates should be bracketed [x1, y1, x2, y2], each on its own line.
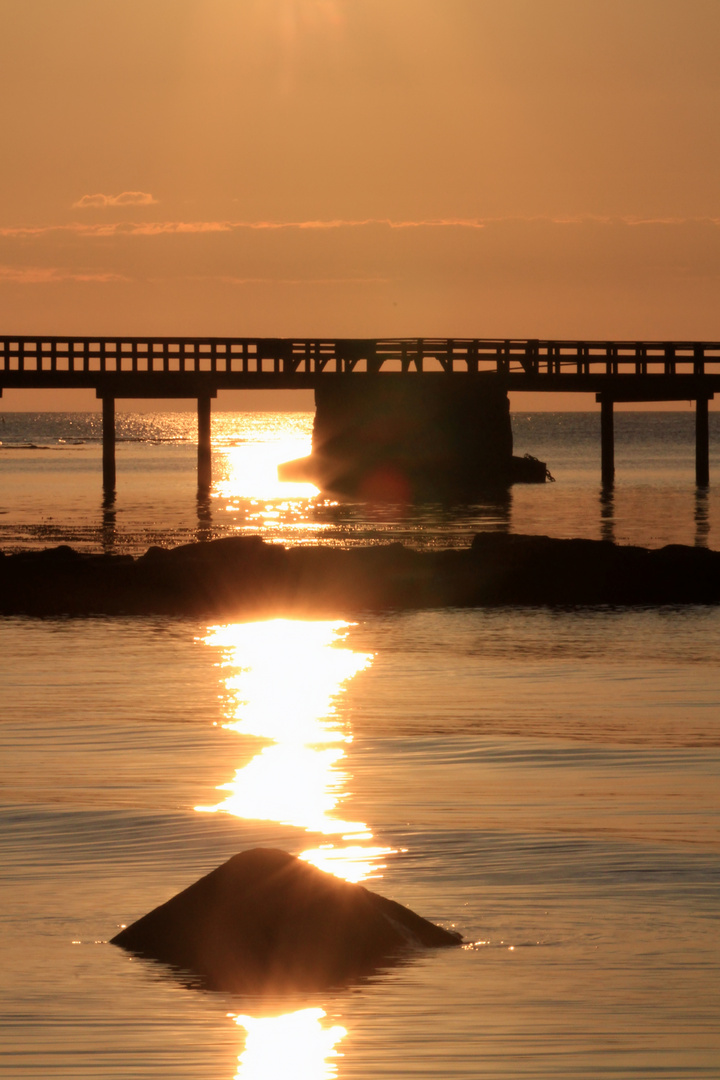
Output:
[1, 335, 717, 492]
[281, 377, 545, 497]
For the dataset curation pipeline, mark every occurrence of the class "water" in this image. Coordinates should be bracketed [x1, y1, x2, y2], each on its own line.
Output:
[1, 410, 719, 552]
[1, 411, 719, 1079]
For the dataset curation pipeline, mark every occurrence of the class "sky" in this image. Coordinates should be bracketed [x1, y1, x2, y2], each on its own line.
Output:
[1, 0, 719, 410]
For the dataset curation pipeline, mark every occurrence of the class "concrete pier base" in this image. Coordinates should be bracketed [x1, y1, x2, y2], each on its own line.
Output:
[281, 377, 545, 499]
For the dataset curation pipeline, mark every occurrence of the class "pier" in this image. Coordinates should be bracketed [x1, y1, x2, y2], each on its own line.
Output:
[1, 335, 718, 492]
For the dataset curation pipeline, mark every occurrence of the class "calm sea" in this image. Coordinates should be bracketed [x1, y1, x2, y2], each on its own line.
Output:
[1, 411, 719, 1079]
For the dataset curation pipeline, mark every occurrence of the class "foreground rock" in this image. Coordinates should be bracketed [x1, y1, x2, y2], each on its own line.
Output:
[112, 848, 461, 993]
[2, 533, 720, 615]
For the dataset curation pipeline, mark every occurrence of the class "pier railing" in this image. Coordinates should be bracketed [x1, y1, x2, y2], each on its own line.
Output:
[2, 336, 720, 380]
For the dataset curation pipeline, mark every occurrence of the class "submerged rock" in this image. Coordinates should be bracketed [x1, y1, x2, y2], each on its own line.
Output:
[111, 848, 461, 993]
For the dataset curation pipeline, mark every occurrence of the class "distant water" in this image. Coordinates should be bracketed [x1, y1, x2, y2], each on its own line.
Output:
[1, 410, 719, 551]
[1, 411, 719, 1079]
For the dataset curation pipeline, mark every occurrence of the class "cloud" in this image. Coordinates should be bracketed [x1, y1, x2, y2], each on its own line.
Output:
[0, 265, 129, 284]
[0, 217, 468, 238]
[0, 216, 497, 239]
[72, 191, 158, 209]
[4, 215, 720, 242]
[0, 216, 488, 238]
[622, 216, 697, 227]
[226, 217, 487, 231]
[209, 275, 392, 285]
[127, 220, 233, 235]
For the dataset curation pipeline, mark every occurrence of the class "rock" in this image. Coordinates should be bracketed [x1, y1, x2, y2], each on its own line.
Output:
[3, 534, 720, 615]
[111, 848, 461, 993]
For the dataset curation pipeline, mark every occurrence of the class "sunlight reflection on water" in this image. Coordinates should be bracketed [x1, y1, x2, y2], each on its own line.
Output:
[214, 440, 319, 502]
[195, 619, 396, 882]
[230, 1007, 347, 1080]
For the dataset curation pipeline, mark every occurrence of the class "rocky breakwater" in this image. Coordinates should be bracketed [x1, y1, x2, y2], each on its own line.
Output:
[2, 533, 720, 616]
[111, 848, 461, 993]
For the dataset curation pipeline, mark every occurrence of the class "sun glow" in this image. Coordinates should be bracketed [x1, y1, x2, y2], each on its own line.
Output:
[277, 0, 344, 40]
[196, 619, 395, 881]
[215, 441, 318, 501]
[232, 1008, 347, 1080]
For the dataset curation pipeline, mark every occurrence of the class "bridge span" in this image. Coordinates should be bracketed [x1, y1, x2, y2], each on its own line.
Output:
[2, 334, 718, 491]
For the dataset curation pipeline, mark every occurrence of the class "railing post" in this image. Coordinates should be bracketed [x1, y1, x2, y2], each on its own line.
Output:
[102, 396, 116, 493]
[597, 393, 615, 486]
[198, 394, 212, 492]
[696, 396, 710, 487]
[693, 344, 705, 376]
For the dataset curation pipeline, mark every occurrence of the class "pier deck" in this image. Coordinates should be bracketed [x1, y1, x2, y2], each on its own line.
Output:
[2, 335, 717, 490]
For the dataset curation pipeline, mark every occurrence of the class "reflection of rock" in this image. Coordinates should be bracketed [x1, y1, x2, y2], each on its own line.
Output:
[111, 848, 461, 993]
[3, 533, 720, 614]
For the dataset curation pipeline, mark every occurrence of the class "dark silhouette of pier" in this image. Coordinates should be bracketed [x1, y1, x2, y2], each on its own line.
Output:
[2, 335, 717, 492]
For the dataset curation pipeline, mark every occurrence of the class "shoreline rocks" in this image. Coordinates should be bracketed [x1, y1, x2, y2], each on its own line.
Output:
[111, 848, 461, 993]
[2, 532, 720, 616]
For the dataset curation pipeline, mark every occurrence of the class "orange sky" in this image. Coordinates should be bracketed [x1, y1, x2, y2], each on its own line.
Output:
[1, 0, 719, 410]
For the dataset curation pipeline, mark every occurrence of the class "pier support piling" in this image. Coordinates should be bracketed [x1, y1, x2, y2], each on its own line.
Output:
[305, 377, 516, 497]
[696, 396, 710, 487]
[102, 396, 116, 493]
[197, 395, 212, 492]
[598, 394, 615, 486]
